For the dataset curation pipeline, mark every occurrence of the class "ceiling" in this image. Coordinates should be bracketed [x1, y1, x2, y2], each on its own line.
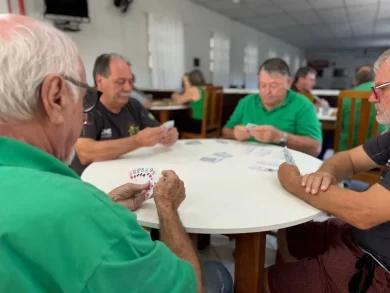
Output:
[189, 0, 390, 50]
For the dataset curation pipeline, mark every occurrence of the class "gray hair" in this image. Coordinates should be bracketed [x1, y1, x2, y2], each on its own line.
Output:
[259, 58, 291, 77]
[92, 53, 131, 86]
[374, 49, 390, 74]
[0, 15, 81, 123]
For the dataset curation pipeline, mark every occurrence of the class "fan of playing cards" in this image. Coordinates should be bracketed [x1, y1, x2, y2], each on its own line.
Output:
[129, 167, 162, 200]
[283, 147, 296, 166]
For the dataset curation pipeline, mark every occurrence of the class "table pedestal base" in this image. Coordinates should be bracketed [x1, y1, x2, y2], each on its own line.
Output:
[235, 232, 266, 293]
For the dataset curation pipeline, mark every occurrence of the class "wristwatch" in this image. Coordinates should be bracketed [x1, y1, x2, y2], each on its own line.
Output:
[279, 132, 288, 147]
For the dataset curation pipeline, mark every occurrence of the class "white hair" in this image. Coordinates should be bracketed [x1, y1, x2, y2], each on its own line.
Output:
[374, 49, 390, 74]
[0, 16, 81, 123]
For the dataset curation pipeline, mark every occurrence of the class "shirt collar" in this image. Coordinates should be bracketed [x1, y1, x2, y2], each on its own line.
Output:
[258, 90, 293, 112]
[0, 136, 79, 179]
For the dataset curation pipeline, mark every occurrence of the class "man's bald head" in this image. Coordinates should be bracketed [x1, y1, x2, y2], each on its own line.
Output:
[355, 65, 375, 86]
[0, 14, 83, 123]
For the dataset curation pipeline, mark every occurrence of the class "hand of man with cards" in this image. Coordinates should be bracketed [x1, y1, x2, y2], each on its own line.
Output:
[129, 167, 162, 200]
[160, 120, 178, 146]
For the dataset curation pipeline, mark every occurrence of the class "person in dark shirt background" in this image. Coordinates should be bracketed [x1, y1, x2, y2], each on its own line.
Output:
[71, 53, 178, 175]
[269, 50, 390, 293]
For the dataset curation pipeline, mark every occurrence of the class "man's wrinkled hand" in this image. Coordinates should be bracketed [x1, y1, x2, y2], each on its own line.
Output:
[108, 182, 150, 211]
[301, 171, 336, 195]
[233, 125, 251, 141]
[278, 162, 301, 192]
[160, 127, 179, 146]
[250, 125, 282, 143]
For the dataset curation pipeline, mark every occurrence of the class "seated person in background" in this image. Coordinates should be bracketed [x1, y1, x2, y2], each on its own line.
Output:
[171, 70, 206, 133]
[291, 66, 329, 109]
[222, 58, 322, 157]
[129, 74, 152, 109]
[71, 53, 178, 175]
[338, 64, 388, 152]
[270, 49, 390, 293]
[0, 14, 233, 293]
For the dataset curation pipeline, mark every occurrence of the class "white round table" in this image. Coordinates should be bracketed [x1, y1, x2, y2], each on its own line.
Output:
[150, 104, 190, 123]
[82, 139, 324, 293]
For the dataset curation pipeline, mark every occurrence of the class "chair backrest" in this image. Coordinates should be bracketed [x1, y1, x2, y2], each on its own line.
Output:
[200, 86, 224, 135]
[302, 92, 315, 102]
[333, 90, 379, 151]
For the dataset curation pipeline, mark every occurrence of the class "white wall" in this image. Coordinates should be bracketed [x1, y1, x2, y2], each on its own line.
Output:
[307, 49, 385, 89]
[16, 0, 305, 88]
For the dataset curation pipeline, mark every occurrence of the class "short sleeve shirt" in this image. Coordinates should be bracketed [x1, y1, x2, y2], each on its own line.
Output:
[351, 131, 390, 269]
[71, 99, 160, 175]
[0, 137, 197, 293]
[224, 90, 322, 143]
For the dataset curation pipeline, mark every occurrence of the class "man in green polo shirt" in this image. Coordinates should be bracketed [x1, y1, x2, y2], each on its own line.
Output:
[0, 14, 233, 293]
[223, 58, 322, 157]
[338, 64, 388, 151]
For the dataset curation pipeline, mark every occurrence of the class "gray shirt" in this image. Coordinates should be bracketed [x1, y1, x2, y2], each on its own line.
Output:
[353, 131, 390, 269]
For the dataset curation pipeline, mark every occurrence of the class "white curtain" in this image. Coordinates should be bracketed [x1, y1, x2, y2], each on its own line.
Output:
[283, 54, 291, 67]
[148, 13, 185, 89]
[294, 56, 301, 75]
[244, 45, 258, 89]
[267, 50, 277, 59]
[210, 32, 230, 87]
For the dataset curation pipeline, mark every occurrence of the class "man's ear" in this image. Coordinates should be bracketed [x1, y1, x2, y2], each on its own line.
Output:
[40, 75, 67, 125]
[95, 74, 104, 91]
[286, 76, 293, 88]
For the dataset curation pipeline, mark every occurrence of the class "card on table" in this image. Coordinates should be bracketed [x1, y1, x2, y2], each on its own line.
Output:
[283, 147, 296, 166]
[162, 120, 175, 130]
[199, 156, 223, 163]
[215, 139, 229, 144]
[185, 140, 202, 145]
[129, 167, 162, 200]
[212, 152, 233, 158]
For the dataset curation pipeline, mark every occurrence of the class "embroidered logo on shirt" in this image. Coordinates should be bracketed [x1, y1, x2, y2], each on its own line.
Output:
[128, 125, 140, 136]
[101, 128, 112, 138]
[148, 113, 155, 120]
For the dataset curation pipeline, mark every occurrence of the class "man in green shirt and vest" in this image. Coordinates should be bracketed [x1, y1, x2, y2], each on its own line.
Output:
[223, 58, 322, 157]
[338, 64, 388, 151]
[0, 14, 232, 293]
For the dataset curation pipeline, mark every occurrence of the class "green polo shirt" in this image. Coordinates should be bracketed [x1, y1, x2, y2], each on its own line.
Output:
[0, 137, 196, 293]
[338, 82, 388, 151]
[224, 90, 322, 143]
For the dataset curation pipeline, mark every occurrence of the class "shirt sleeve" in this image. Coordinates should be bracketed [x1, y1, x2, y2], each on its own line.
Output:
[80, 111, 103, 140]
[131, 99, 160, 129]
[295, 101, 322, 142]
[82, 225, 197, 293]
[363, 131, 390, 166]
[224, 98, 245, 129]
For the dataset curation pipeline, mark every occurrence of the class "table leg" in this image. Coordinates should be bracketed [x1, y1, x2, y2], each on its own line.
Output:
[234, 232, 266, 293]
[158, 110, 170, 123]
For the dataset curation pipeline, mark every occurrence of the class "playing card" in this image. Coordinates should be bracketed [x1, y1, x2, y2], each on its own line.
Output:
[249, 164, 278, 172]
[212, 152, 233, 158]
[215, 139, 229, 144]
[185, 140, 202, 145]
[162, 120, 175, 130]
[200, 156, 222, 163]
[283, 147, 296, 166]
[129, 167, 161, 200]
[246, 123, 256, 131]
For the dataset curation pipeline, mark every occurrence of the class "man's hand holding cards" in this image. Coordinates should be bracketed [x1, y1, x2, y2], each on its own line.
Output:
[233, 125, 251, 141]
[159, 121, 178, 146]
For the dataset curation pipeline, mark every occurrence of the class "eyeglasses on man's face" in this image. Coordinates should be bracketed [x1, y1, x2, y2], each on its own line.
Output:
[371, 81, 390, 102]
[63, 76, 102, 113]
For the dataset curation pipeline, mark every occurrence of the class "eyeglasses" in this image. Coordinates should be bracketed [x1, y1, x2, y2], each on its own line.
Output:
[63, 76, 102, 113]
[371, 81, 390, 101]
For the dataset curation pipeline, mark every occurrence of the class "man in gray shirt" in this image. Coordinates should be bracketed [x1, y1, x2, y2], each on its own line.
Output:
[268, 50, 390, 292]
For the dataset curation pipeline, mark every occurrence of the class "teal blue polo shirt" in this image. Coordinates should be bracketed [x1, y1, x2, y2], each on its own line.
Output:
[0, 137, 197, 293]
[224, 90, 322, 143]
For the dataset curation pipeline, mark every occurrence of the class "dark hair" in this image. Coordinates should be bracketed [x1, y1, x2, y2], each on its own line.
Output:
[355, 65, 375, 85]
[294, 66, 316, 84]
[259, 58, 290, 77]
[92, 53, 131, 86]
[188, 69, 206, 86]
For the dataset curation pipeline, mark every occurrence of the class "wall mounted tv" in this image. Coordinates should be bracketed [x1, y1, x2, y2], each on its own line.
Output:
[44, 0, 89, 21]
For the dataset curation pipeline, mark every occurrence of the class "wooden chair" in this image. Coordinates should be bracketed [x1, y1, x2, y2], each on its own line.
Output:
[334, 90, 380, 185]
[181, 86, 224, 139]
[302, 92, 315, 102]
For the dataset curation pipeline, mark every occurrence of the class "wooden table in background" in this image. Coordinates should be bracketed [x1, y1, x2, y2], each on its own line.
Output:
[150, 104, 190, 123]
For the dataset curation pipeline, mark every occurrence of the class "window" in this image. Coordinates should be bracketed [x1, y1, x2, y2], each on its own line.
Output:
[283, 54, 291, 67]
[267, 50, 277, 59]
[147, 13, 184, 89]
[244, 45, 258, 89]
[210, 32, 230, 87]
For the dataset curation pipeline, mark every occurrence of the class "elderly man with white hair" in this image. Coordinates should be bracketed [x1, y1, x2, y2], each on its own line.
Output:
[267, 52, 390, 292]
[0, 14, 233, 293]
